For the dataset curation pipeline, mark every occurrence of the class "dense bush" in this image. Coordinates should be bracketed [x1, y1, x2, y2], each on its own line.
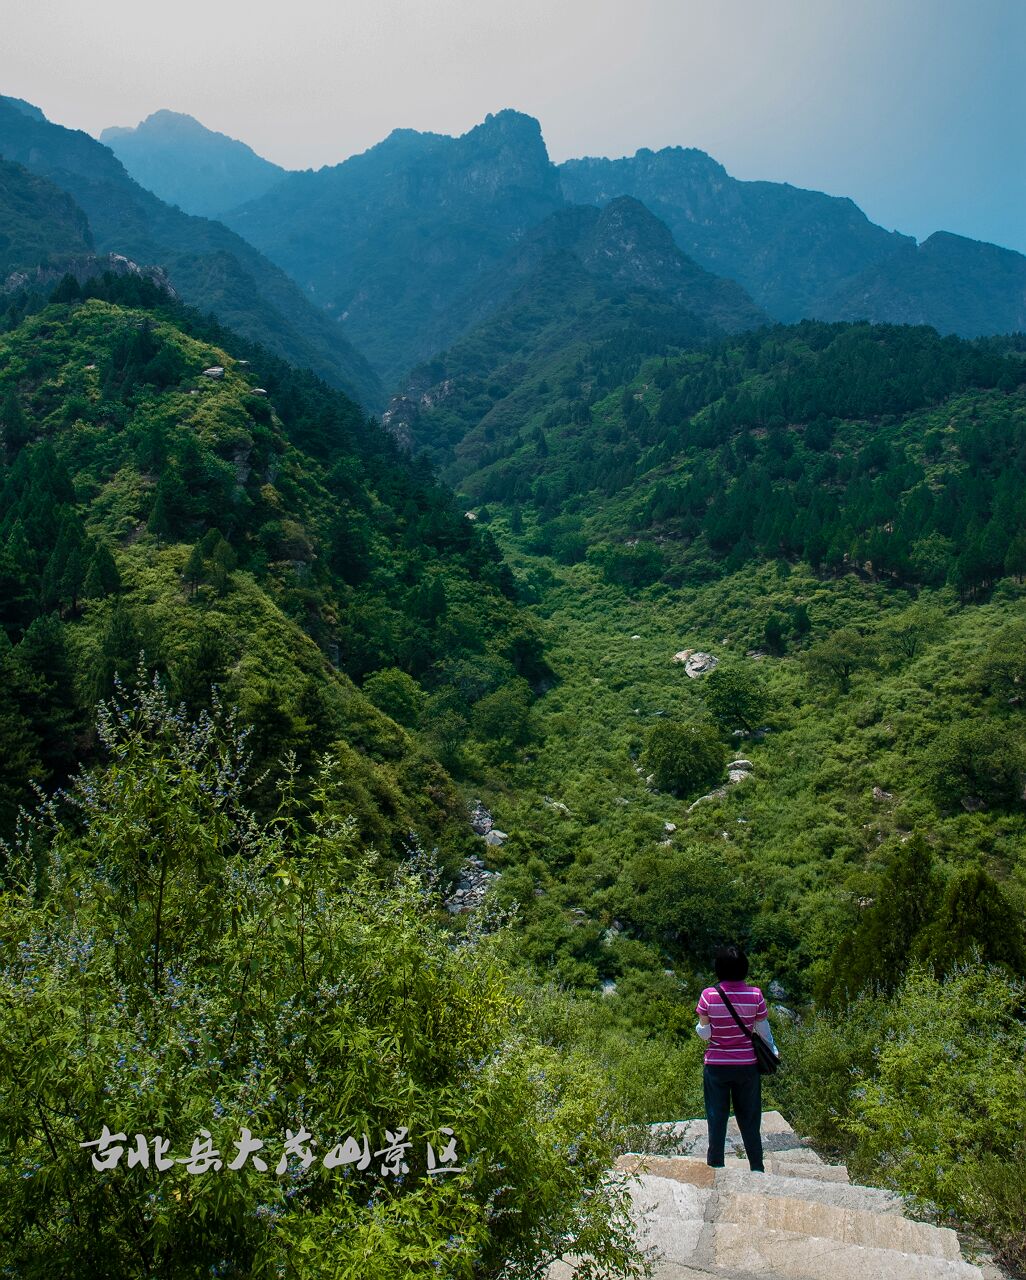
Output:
[0, 678, 644, 1278]
[642, 720, 726, 798]
[778, 966, 1026, 1272]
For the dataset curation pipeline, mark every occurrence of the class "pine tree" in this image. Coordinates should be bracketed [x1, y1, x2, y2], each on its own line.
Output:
[147, 483, 171, 542]
[818, 834, 938, 1007]
[0, 388, 31, 454]
[182, 543, 206, 596]
[82, 543, 121, 599]
[914, 867, 1026, 978]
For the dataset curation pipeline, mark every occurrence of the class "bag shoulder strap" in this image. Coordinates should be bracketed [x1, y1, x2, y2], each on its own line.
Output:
[714, 983, 755, 1040]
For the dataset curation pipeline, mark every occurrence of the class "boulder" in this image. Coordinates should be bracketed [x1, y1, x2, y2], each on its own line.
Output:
[872, 786, 893, 802]
[663, 821, 677, 833]
[484, 829, 508, 846]
[673, 648, 719, 678]
[201, 366, 225, 379]
[250, 387, 268, 396]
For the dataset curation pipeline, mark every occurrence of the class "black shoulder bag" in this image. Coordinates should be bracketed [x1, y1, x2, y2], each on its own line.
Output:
[714, 984, 780, 1075]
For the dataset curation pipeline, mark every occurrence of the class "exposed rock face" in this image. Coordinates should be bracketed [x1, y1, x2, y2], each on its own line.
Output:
[444, 854, 501, 915]
[688, 759, 754, 812]
[468, 799, 494, 836]
[673, 649, 719, 677]
[3, 252, 178, 299]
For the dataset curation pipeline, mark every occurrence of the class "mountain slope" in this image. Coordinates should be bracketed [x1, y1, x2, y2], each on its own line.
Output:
[0, 96, 382, 408]
[828, 230, 1026, 335]
[559, 147, 1026, 337]
[386, 197, 767, 474]
[0, 278, 542, 848]
[225, 109, 567, 384]
[100, 109, 287, 218]
[0, 156, 93, 275]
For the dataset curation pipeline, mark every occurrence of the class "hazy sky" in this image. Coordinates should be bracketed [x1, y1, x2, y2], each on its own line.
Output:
[3, 0, 1024, 252]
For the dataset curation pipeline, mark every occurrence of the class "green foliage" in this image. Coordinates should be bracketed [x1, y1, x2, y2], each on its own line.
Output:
[781, 966, 1026, 1271]
[363, 668, 428, 728]
[702, 663, 768, 732]
[925, 719, 1026, 810]
[913, 867, 1026, 976]
[818, 835, 939, 1007]
[642, 720, 726, 798]
[803, 626, 877, 692]
[0, 679, 644, 1278]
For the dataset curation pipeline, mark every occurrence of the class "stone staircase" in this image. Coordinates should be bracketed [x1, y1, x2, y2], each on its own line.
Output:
[548, 1112, 1003, 1280]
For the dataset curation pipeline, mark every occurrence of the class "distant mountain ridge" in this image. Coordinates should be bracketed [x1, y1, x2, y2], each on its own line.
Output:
[0, 96, 382, 408]
[559, 145, 1026, 338]
[224, 109, 568, 384]
[100, 110, 287, 218]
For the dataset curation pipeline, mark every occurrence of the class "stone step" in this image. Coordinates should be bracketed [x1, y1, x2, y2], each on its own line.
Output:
[714, 1164, 905, 1216]
[710, 1223, 983, 1280]
[617, 1156, 900, 1215]
[765, 1156, 849, 1182]
[718, 1190, 962, 1260]
[650, 1110, 805, 1160]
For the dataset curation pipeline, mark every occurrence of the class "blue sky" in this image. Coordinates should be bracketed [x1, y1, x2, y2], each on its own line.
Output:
[4, 0, 1024, 252]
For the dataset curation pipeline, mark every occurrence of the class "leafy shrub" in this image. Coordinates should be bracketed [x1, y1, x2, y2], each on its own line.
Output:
[642, 720, 726, 798]
[362, 667, 427, 728]
[925, 720, 1026, 810]
[0, 676, 645, 1278]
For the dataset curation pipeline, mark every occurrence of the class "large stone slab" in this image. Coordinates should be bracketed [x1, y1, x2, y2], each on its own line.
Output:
[714, 1164, 905, 1216]
[649, 1110, 808, 1159]
[718, 1191, 962, 1260]
[766, 1156, 849, 1182]
[712, 1224, 983, 1280]
[616, 1154, 716, 1187]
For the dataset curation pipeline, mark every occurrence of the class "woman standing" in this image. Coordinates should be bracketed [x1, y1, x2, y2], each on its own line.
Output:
[695, 944, 778, 1171]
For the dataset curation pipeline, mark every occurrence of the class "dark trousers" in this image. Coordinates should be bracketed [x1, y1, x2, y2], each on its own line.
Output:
[703, 1063, 763, 1171]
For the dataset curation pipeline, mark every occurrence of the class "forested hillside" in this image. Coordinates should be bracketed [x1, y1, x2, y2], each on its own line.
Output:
[0, 158, 93, 276]
[0, 275, 542, 857]
[0, 97, 382, 408]
[386, 197, 765, 470]
[559, 145, 1026, 337]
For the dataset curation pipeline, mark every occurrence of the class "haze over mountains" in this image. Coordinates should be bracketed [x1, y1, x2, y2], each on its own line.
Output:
[0, 97, 382, 408]
[98, 105, 1025, 388]
[101, 110, 286, 218]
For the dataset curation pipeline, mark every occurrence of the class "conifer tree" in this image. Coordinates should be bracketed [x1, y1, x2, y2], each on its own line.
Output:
[147, 483, 171, 542]
[182, 543, 206, 596]
[818, 834, 938, 1007]
[914, 866, 1026, 978]
[0, 388, 30, 454]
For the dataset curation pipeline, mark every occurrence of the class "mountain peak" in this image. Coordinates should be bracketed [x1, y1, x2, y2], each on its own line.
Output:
[1, 96, 47, 123]
[98, 110, 285, 218]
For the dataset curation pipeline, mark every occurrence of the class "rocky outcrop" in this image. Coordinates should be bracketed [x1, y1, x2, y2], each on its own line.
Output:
[444, 854, 500, 915]
[688, 759, 754, 812]
[3, 252, 178, 298]
[673, 649, 719, 677]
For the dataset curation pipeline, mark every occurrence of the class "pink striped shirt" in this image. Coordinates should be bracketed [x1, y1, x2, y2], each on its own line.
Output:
[696, 981, 768, 1065]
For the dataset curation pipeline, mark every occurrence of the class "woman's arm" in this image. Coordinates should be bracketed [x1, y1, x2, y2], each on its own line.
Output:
[753, 1016, 779, 1055]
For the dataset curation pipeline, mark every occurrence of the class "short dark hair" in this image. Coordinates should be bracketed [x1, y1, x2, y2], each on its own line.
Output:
[714, 945, 749, 981]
